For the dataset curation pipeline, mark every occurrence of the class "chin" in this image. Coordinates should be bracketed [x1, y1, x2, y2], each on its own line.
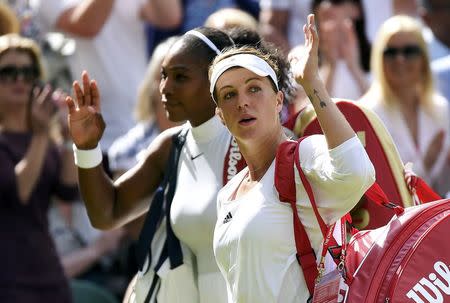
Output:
[166, 111, 186, 124]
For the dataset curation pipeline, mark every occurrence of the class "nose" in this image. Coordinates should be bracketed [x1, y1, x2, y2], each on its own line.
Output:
[236, 93, 249, 111]
[159, 76, 172, 97]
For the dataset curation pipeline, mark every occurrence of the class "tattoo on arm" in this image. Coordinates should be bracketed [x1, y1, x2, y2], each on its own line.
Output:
[308, 89, 327, 108]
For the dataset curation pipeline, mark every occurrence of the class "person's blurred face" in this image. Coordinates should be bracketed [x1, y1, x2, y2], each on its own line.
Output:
[0, 50, 37, 105]
[159, 40, 215, 126]
[215, 67, 283, 141]
[421, 0, 450, 48]
[382, 32, 425, 92]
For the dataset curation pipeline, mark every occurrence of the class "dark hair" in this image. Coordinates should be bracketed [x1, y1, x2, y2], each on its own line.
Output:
[210, 45, 295, 104]
[226, 26, 263, 47]
[180, 26, 235, 66]
[312, 0, 372, 71]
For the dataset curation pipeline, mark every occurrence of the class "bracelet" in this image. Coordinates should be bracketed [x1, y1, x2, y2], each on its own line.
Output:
[73, 143, 103, 169]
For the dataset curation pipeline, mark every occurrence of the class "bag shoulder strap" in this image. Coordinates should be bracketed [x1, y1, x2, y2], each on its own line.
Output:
[136, 127, 189, 271]
[275, 137, 319, 295]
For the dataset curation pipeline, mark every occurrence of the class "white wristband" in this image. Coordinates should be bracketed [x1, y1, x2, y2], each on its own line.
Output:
[73, 143, 103, 169]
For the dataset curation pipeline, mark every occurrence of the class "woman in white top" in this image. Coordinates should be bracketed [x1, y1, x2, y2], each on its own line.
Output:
[360, 15, 450, 195]
[65, 27, 239, 303]
[210, 14, 375, 302]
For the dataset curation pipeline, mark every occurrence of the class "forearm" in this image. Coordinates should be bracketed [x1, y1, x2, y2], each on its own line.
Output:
[303, 78, 355, 148]
[56, 0, 115, 37]
[320, 62, 336, 94]
[61, 246, 102, 278]
[15, 134, 49, 204]
[141, 0, 182, 28]
[78, 165, 117, 230]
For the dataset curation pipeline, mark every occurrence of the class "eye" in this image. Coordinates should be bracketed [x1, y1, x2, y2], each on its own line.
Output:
[222, 91, 236, 101]
[175, 73, 187, 82]
[249, 86, 261, 93]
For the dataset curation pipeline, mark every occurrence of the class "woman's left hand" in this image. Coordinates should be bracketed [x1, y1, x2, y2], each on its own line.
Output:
[290, 14, 321, 89]
[30, 84, 58, 134]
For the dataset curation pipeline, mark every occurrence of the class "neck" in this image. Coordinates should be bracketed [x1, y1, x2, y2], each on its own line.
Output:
[394, 87, 420, 109]
[238, 126, 288, 182]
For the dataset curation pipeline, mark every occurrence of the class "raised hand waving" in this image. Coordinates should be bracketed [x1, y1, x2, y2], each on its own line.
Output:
[66, 71, 105, 150]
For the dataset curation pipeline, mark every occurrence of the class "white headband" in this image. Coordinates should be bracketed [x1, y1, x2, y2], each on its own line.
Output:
[184, 30, 221, 55]
[209, 53, 279, 98]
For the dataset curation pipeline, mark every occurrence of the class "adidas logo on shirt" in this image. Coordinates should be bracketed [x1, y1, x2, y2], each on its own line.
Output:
[223, 212, 233, 224]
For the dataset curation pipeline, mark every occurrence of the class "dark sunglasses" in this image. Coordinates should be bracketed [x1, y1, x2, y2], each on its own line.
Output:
[383, 45, 422, 60]
[0, 65, 39, 83]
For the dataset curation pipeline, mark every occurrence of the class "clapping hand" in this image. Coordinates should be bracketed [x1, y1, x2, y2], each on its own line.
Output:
[30, 83, 58, 134]
[66, 71, 105, 150]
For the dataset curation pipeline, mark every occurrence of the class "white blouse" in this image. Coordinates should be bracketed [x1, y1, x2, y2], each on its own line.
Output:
[213, 135, 375, 303]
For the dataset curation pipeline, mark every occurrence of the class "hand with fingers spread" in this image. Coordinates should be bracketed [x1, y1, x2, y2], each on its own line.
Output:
[66, 71, 105, 150]
[290, 14, 321, 89]
[30, 83, 59, 134]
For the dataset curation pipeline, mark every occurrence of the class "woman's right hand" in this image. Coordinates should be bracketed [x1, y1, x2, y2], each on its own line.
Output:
[66, 71, 105, 150]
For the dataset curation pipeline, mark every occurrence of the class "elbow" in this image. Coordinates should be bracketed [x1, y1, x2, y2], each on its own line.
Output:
[89, 215, 118, 230]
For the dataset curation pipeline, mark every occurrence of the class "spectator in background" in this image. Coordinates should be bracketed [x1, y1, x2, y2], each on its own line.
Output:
[204, 7, 258, 32]
[313, 0, 371, 100]
[0, 33, 78, 303]
[418, 0, 450, 197]
[144, 0, 259, 57]
[259, 0, 311, 54]
[0, 2, 20, 35]
[360, 15, 449, 195]
[418, 0, 450, 95]
[48, 200, 127, 298]
[108, 36, 180, 181]
[33, 0, 160, 154]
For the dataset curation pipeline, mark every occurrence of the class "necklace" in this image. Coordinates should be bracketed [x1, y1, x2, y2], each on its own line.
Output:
[246, 157, 274, 182]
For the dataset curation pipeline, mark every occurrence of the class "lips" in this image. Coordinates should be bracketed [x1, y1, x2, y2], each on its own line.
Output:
[239, 114, 256, 125]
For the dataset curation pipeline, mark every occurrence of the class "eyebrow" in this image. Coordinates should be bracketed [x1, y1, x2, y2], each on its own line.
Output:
[218, 77, 263, 93]
[162, 65, 190, 72]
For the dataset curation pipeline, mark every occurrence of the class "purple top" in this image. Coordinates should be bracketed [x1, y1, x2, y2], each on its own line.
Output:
[0, 131, 78, 302]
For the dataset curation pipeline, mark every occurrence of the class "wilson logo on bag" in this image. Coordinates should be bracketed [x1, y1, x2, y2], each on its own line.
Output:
[275, 136, 449, 303]
[344, 199, 450, 303]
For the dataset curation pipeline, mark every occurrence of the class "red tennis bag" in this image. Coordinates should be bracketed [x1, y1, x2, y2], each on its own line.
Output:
[285, 100, 441, 231]
[275, 138, 450, 303]
[344, 198, 450, 303]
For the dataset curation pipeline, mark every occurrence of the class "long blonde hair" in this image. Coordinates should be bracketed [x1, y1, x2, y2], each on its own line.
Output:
[369, 15, 434, 111]
[134, 36, 178, 122]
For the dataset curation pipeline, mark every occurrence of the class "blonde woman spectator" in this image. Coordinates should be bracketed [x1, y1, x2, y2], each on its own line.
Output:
[204, 7, 258, 32]
[107, 37, 180, 179]
[360, 15, 449, 195]
[0, 33, 78, 303]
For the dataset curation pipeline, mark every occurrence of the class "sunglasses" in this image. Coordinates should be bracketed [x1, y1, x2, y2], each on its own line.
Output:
[383, 45, 422, 60]
[0, 65, 39, 84]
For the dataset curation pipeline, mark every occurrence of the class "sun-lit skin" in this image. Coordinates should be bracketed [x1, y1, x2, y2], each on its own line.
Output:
[215, 68, 284, 144]
[383, 32, 425, 94]
[160, 40, 216, 127]
[0, 50, 34, 107]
